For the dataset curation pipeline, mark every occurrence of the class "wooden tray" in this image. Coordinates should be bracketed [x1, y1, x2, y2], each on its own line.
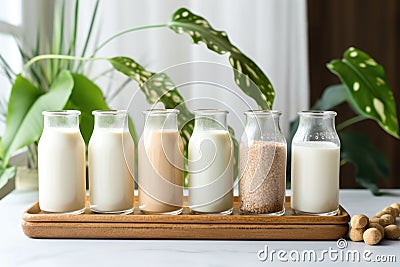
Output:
[22, 196, 350, 240]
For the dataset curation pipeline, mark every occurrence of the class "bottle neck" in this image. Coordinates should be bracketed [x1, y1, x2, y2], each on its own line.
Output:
[43, 111, 80, 130]
[93, 111, 128, 131]
[298, 115, 336, 133]
[244, 111, 284, 142]
[194, 110, 228, 131]
[294, 111, 339, 145]
[143, 113, 178, 132]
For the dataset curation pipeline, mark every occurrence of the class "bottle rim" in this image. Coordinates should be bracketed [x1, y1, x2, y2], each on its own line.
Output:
[194, 109, 229, 115]
[298, 110, 337, 117]
[142, 109, 180, 115]
[42, 110, 81, 116]
[244, 110, 282, 116]
[92, 110, 128, 116]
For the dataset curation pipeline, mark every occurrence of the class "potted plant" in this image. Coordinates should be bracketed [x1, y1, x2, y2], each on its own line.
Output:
[0, 2, 274, 189]
[0, 1, 398, 194]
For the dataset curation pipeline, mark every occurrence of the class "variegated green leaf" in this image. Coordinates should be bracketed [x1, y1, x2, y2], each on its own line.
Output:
[169, 8, 274, 109]
[108, 57, 194, 148]
[108, 56, 239, 179]
[327, 47, 399, 138]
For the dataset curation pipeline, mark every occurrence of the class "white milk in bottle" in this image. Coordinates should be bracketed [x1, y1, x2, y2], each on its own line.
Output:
[291, 111, 340, 215]
[38, 110, 86, 214]
[188, 109, 233, 214]
[89, 110, 134, 214]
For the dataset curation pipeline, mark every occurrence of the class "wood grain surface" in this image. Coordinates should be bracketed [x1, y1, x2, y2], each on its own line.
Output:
[22, 196, 350, 240]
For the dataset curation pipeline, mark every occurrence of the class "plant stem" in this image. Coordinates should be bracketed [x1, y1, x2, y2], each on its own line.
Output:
[23, 55, 106, 71]
[107, 77, 131, 102]
[91, 24, 168, 57]
[336, 115, 367, 131]
[76, 0, 100, 72]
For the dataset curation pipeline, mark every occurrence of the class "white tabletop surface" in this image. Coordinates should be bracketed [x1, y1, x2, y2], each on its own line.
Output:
[0, 189, 399, 267]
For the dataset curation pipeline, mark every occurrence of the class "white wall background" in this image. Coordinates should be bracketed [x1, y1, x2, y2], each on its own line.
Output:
[0, 0, 21, 134]
[0, 0, 309, 139]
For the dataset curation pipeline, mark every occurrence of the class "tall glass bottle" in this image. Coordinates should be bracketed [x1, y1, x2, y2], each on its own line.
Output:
[38, 110, 86, 214]
[291, 110, 340, 216]
[138, 109, 184, 214]
[188, 109, 234, 215]
[239, 110, 286, 215]
[89, 110, 134, 214]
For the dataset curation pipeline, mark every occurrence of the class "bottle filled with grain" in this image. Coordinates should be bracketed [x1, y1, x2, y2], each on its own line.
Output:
[239, 110, 286, 216]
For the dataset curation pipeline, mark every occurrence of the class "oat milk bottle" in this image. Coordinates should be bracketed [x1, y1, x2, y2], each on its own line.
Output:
[38, 110, 86, 214]
[138, 109, 184, 214]
[291, 110, 340, 216]
[188, 109, 233, 215]
[89, 110, 134, 214]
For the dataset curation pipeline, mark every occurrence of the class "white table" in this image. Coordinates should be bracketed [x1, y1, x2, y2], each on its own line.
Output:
[0, 189, 399, 267]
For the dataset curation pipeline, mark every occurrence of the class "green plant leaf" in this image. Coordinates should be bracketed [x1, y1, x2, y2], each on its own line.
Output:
[108, 57, 194, 150]
[169, 8, 274, 109]
[2, 75, 43, 159]
[67, 73, 108, 144]
[0, 165, 16, 189]
[108, 56, 239, 180]
[327, 47, 399, 138]
[312, 84, 349, 110]
[339, 131, 389, 195]
[2, 70, 74, 164]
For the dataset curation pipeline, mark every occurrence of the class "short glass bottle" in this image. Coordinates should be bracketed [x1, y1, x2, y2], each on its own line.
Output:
[138, 109, 184, 215]
[188, 109, 234, 215]
[38, 110, 86, 214]
[291, 110, 340, 216]
[88, 110, 134, 214]
[239, 110, 286, 216]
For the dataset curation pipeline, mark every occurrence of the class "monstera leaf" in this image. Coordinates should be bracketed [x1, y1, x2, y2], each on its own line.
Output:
[108, 56, 239, 179]
[327, 47, 399, 138]
[168, 8, 274, 109]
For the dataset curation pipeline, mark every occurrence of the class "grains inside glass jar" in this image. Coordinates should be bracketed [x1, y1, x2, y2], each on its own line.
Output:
[239, 141, 286, 215]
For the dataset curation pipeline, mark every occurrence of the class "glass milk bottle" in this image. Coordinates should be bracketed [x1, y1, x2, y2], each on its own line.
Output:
[291, 111, 340, 216]
[88, 110, 134, 214]
[38, 110, 86, 214]
[188, 109, 234, 215]
[138, 109, 184, 214]
[239, 110, 286, 215]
